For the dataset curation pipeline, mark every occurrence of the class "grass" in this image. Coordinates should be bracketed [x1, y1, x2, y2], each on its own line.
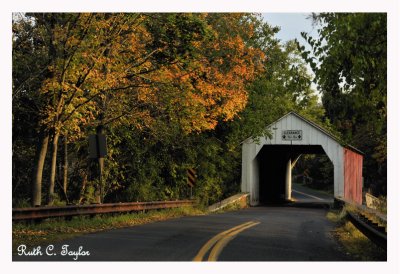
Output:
[326, 207, 386, 261]
[12, 206, 205, 253]
[375, 195, 387, 214]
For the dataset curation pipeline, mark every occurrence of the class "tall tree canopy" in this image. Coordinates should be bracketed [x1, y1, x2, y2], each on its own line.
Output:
[13, 13, 325, 207]
[299, 13, 387, 194]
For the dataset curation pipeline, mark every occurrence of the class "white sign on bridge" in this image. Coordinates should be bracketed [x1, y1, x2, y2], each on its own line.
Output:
[282, 130, 302, 141]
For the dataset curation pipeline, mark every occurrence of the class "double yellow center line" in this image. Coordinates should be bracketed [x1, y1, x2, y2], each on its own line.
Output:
[193, 221, 260, 261]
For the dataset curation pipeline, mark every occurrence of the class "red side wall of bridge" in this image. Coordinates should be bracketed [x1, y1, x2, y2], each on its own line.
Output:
[344, 148, 363, 204]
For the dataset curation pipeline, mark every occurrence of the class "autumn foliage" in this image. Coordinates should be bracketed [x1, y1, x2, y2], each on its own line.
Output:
[13, 13, 267, 206]
[38, 13, 264, 137]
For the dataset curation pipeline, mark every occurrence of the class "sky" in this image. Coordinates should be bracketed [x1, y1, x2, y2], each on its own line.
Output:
[262, 13, 318, 44]
[262, 13, 320, 95]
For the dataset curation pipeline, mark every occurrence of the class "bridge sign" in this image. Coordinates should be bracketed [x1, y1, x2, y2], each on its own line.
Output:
[282, 130, 302, 141]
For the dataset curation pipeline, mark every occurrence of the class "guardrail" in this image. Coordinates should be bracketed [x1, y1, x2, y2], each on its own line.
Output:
[12, 200, 195, 221]
[346, 211, 386, 249]
[334, 198, 387, 250]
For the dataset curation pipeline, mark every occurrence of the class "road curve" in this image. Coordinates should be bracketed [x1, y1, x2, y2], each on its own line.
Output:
[14, 185, 351, 261]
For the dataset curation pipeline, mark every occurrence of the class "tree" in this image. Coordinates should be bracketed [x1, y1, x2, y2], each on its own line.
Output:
[142, 13, 265, 133]
[13, 13, 166, 205]
[13, 14, 53, 206]
[13, 13, 267, 205]
[186, 16, 329, 204]
[97, 13, 268, 204]
[13, 13, 332, 207]
[299, 13, 387, 194]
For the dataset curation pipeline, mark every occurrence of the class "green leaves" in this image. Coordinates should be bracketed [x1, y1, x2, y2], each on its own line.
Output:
[299, 13, 387, 195]
[13, 12, 347, 207]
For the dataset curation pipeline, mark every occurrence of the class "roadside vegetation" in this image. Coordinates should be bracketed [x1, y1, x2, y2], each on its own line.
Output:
[326, 207, 386, 261]
[377, 196, 387, 214]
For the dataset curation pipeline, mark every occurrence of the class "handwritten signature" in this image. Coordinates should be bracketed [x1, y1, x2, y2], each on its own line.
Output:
[17, 244, 90, 260]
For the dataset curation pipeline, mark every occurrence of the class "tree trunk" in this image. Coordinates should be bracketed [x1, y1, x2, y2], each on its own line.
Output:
[78, 170, 88, 205]
[32, 130, 49, 206]
[47, 131, 60, 205]
[98, 157, 104, 203]
[62, 134, 69, 202]
[95, 125, 105, 203]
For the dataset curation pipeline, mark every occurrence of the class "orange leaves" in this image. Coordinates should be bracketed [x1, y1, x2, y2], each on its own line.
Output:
[34, 13, 267, 139]
[137, 87, 155, 103]
[168, 22, 263, 131]
[135, 14, 265, 134]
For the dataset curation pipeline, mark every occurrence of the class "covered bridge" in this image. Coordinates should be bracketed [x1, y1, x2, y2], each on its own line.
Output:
[241, 111, 363, 206]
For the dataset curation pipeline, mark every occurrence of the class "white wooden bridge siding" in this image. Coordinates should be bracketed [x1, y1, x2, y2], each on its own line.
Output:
[241, 112, 345, 206]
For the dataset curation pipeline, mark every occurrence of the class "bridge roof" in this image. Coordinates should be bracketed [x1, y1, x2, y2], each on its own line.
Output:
[242, 111, 363, 155]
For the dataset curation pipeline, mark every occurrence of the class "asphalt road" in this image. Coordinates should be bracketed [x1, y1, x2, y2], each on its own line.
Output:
[14, 184, 351, 261]
[291, 183, 334, 204]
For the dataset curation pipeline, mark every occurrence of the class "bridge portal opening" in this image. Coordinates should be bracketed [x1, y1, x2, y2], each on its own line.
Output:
[292, 154, 334, 194]
[257, 145, 329, 204]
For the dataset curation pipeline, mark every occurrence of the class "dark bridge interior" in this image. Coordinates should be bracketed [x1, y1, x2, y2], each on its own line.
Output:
[257, 145, 326, 204]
